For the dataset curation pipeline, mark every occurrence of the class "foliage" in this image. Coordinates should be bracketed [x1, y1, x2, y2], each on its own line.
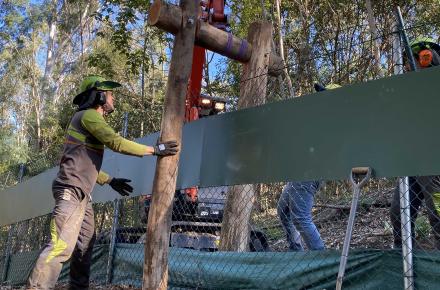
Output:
[0, 0, 166, 188]
[1, 0, 440, 201]
[221, 0, 440, 98]
[415, 214, 431, 240]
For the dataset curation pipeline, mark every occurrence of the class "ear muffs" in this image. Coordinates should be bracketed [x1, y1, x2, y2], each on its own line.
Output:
[76, 90, 106, 111]
[418, 49, 433, 67]
[431, 50, 440, 66]
[95, 91, 106, 106]
[92, 81, 107, 106]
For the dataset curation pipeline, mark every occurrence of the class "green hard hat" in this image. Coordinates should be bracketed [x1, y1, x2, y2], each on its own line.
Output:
[409, 37, 440, 55]
[73, 75, 121, 106]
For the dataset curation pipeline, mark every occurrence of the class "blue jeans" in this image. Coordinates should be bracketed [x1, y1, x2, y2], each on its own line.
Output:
[277, 181, 324, 251]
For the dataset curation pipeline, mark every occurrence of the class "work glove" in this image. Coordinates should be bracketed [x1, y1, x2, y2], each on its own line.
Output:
[153, 140, 179, 156]
[109, 178, 133, 196]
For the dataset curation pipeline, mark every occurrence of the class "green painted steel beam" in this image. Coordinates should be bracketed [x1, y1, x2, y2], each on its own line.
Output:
[1, 66, 440, 225]
[196, 66, 440, 186]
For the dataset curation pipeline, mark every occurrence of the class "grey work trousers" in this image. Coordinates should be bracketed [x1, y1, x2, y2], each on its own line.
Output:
[390, 176, 440, 250]
[27, 181, 96, 290]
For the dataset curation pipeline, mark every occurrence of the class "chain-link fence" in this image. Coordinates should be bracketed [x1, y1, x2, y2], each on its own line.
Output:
[2, 177, 439, 288]
[1, 5, 440, 290]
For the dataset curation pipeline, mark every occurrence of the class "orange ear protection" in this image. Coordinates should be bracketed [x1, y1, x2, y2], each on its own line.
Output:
[418, 49, 433, 67]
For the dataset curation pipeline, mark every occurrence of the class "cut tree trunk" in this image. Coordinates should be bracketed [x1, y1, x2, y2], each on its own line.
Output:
[149, 0, 282, 75]
[275, 0, 294, 98]
[219, 21, 273, 252]
[365, 0, 383, 77]
[142, 0, 198, 289]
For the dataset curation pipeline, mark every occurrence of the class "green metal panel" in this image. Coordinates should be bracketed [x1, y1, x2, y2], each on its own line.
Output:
[198, 66, 440, 186]
[176, 120, 204, 186]
[0, 167, 58, 227]
[1, 66, 440, 225]
[91, 133, 159, 204]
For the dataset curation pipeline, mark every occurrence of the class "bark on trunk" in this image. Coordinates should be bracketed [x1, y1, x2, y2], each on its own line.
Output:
[365, 0, 383, 77]
[142, 0, 197, 289]
[219, 21, 273, 252]
[149, 0, 282, 75]
[275, 0, 295, 98]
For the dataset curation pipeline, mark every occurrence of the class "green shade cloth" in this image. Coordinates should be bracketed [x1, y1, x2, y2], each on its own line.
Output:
[111, 244, 440, 289]
[3, 245, 108, 286]
[3, 244, 440, 289]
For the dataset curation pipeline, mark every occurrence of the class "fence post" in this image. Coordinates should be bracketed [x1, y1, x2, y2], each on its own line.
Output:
[393, 8, 415, 290]
[105, 111, 128, 284]
[1, 224, 15, 283]
[122, 112, 129, 138]
[106, 199, 120, 284]
[399, 177, 414, 290]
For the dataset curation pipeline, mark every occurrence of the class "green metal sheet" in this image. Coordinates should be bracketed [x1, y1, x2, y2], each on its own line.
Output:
[0, 167, 58, 227]
[2, 67, 440, 225]
[199, 66, 440, 186]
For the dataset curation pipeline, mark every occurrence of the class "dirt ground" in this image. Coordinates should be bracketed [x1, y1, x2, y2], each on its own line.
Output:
[268, 186, 437, 251]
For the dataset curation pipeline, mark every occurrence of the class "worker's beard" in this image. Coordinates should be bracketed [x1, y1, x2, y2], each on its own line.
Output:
[102, 103, 114, 115]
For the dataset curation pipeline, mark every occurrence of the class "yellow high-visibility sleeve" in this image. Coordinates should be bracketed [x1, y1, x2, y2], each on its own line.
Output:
[81, 109, 148, 157]
[96, 171, 110, 185]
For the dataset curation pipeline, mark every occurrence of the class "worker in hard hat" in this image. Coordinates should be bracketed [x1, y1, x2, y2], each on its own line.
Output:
[390, 38, 440, 250]
[404, 37, 440, 70]
[277, 83, 341, 251]
[26, 75, 178, 289]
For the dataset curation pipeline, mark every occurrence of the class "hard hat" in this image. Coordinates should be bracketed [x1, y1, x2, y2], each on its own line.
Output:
[408, 38, 440, 68]
[410, 37, 440, 55]
[73, 75, 121, 106]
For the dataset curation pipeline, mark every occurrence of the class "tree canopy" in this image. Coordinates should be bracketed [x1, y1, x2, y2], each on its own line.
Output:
[0, 0, 439, 188]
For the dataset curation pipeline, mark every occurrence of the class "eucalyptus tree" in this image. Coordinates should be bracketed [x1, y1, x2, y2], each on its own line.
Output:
[93, 0, 171, 137]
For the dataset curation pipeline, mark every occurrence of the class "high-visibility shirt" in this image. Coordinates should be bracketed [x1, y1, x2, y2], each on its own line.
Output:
[55, 109, 147, 195]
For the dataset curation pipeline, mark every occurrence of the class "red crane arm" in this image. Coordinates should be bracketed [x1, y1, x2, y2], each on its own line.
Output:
[185, 0, 227, 122]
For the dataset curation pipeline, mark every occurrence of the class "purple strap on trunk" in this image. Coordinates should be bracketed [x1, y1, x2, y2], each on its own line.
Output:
[238, 40, 248, 61]
[225, 32, 233, 55]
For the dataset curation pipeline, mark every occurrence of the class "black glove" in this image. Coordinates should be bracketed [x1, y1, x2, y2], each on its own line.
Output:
[109, 178, 133, 196]
[153, 140, 179, 156]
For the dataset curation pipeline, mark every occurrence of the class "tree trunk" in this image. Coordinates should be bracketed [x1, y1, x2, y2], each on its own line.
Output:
[140, 24, 147, 137]
[43, 1, 57, 83]
[30, 33, 42, 150]
[365, 0, 383, 77]
[149, 0, 282, 75]
[142, 0, 197, 289]
[52, 3, 91, 105]
[219, 21, 272, 252]
[275, 0, 295, 98]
